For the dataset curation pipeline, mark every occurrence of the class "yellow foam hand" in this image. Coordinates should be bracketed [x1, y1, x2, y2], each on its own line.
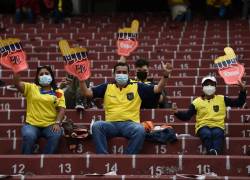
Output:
[118, 19, 139, 34]
[214, 47, 245, 85]
[58, 40, 90, 81]
[214, 47, 236, 64]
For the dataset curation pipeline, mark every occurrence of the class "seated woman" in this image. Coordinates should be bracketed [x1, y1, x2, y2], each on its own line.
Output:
[13, 65, 66, 154]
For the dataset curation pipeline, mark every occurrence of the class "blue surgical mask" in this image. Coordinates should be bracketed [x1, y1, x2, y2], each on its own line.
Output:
[115, 74, 128, 86]
[39, 74, 52, 86]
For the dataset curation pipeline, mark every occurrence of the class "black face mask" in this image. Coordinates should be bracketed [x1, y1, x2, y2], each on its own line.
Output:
[136, 71, 148, 81]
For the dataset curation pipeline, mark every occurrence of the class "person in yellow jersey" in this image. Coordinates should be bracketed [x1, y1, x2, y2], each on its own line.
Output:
[79, 62, 172, 154]
[172, 75, 247, 155]
[13, 65, 66, 154]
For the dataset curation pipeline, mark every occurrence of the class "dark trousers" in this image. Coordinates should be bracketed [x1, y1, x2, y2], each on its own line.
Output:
[197, 126, 225, 154]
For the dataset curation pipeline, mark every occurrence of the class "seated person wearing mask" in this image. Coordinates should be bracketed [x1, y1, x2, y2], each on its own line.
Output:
[172, 75, 246, 155]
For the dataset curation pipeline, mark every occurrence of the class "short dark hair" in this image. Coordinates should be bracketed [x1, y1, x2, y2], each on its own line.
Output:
[135, 58, 149, 68]
[113, 62, 130, 73]
[35, 65, 58, 92]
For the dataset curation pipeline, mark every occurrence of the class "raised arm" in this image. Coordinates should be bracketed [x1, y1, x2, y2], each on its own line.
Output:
[224, 80, 247, 107]
[172, 103, 196, 121]
[118, 56, 127, 63]
[154, 61, 172, 93]
[79, 80, 93, 98]
[13, 73, 25, 93]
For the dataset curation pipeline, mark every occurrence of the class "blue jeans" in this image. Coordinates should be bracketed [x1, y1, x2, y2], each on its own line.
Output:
[197, 126, 225, 154]
[21, 124, 62, 154]
[92, 121, 145, 154]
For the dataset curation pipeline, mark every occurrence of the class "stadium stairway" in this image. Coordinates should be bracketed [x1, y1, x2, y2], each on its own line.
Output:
[0, 13, 250, 179]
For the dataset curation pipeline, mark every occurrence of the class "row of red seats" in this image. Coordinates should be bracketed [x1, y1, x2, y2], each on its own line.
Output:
[0, 109, 249, 124]
[0, 154, 249, 176]
[0, 137, 249, 155]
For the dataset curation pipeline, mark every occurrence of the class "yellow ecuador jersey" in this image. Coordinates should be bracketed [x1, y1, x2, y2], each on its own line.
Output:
[104, 83, 141, 123]
[192, 95, 226, 133]
[23, 82, 66, 127]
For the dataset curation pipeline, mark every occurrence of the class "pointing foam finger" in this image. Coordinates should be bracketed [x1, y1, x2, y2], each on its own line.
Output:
[131, 20, 139, 33]
[59, 40, 71, 56]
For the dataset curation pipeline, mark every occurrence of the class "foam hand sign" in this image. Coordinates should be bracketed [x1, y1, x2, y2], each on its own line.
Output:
[59, 40, 91, 81]
[117, 20, 139, 56]
[0, 38, 28, 73]
[214, 47, 245, 85]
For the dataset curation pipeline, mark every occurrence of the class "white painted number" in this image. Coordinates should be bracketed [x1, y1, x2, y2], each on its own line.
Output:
[112, 145, 124, 154]
[165, 115, 175, 123]
[6, 129, 16, 138]
[105, 163, 118, 173]
[76, 143, 84, 153]
[155, 145, 167, 154]
[12, 164, 25, 174]
[149, 166, 163, 176]
[241, 130, 250, 137]
[172, 90, 182, 97]
[0, 103, 10, 110]
[240, 115, 250, 123]
[242, 145, 250, 155]
[197, 164, 211, 174]
[59, 163, 72, 174]
[246, 165, 250, 174]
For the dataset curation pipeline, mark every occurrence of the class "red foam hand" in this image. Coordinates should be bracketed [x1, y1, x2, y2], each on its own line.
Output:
[117, 20, 139, 57]
[59, 40, 91, 81]
[214, 47, 245, 85]
[0, 38, 28, 73]
[117, 39, 138, 57]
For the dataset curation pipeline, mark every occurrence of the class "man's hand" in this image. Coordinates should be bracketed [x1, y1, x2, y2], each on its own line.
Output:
[118, 56, 126, 63]
[237, 80, 246, 91]
[161, 61, 173, 77]
[58, 77, 72, 89]
[61, 77, 72, 85]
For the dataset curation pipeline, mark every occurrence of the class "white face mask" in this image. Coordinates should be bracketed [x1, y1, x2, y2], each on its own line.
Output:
[203, 85, 216, 96]
[115, 74, 128, 86]
[39, 74, 52, 86]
